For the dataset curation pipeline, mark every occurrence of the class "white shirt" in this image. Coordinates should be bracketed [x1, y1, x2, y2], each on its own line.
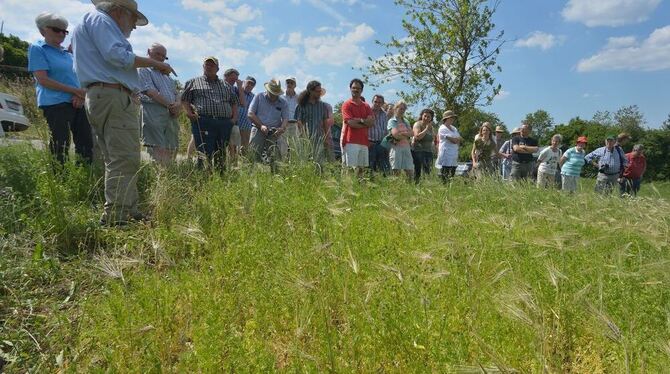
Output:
[436, 124, 460, 167]
[537, 147, 562, 174]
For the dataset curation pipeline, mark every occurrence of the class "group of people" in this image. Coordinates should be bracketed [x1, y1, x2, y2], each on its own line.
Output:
[25, 1, 648, 226]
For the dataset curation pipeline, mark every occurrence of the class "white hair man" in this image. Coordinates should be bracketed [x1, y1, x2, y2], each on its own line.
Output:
[72, 0, 174, 226]
[138, 42, 180, 165]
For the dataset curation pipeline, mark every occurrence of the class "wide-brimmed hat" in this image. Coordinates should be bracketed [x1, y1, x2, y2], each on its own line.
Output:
[203, 56, 219, 66]
[495, 125, 505, 133]
[576, 136, 588, 144]
[286, 76, 297, 84]
[441, 110, 457, 121]
[264, 79, 284, 96]
[511, 127, 521, 134]
[92, 0, 148, 26]
[320, 87, 327, 97]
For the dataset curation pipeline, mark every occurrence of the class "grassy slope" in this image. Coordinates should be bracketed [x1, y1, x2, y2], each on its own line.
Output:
[1, 145, 669, 372]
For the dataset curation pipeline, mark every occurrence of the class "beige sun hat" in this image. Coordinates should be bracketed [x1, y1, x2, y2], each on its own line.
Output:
[92, 0, 149, 26]
[511, 127, 522, 135]
[264, 79, 284, 96]
[441, 110, 457, 121]
[495, 125, 505, 133]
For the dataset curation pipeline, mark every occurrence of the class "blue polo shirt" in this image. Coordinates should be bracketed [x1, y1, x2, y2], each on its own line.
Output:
[27, 40, 80, 107]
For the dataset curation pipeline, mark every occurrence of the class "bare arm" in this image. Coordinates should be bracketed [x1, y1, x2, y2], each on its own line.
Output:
[471, 143, 477, 163]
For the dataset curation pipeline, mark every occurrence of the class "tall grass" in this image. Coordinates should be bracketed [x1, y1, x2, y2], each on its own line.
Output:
[2, 143, 668, 372]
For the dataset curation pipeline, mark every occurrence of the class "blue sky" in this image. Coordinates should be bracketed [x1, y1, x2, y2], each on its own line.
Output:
[2, 0, 669, 128]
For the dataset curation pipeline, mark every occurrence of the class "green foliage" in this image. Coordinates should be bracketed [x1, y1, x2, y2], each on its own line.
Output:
[640, 128, 670, 180]
[0, 34, 29, 67]
[364, 0, 504, 113]
[524, 109, 555, 143]
[614, 105, 646, 141]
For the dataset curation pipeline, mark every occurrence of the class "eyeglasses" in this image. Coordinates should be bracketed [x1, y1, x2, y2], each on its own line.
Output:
[48, 26, 69, 35]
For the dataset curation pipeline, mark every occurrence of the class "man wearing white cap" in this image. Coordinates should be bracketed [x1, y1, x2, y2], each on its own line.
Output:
[72, 0, 174, 226]
[281, 76, 298, 157]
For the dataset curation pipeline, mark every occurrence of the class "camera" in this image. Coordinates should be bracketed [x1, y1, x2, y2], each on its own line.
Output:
[267, 127, 278, 137]
[598, 164, 609, 173]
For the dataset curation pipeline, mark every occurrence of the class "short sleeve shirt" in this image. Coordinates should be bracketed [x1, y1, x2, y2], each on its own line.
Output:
[511, 136, 538, 163]
[561, 147, 586, 177]
[181, 76, 239, 118]
[28, 41, 80, 107]
[295, 100, 329, 138]
[342, 98, 373, 146]
[248, 92, 289, 128]
[537, 147, 562, 174]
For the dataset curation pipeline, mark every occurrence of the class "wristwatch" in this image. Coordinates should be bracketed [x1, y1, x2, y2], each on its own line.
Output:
[359, 119, 365, 125]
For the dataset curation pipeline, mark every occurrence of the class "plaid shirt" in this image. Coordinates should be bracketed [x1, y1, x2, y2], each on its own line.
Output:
[368, 109, 388, 142]
[181, 75, 239, 118]
[138, 67, 177, 104]
[238, 91, 255, 129]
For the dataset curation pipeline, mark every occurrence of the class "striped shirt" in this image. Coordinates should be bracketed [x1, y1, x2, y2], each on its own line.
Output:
[295, 100, 329, 139]
[561, 147, 586, 177]
[369, 109, 388, 142]
[138, 67, 177, 104]
[181, 75, 239, 118]
[238, 91, 255, 130]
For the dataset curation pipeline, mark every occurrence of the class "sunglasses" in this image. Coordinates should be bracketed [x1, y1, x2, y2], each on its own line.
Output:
[48, 26, 69, 35]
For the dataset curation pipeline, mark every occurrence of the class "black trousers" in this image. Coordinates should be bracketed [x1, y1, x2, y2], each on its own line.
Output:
[412, 150, 433, 182]
[41, 102, 93, 164]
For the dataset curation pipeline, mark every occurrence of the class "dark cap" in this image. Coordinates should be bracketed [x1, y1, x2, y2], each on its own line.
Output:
[223, 68, 239, 77]
[245, 76, 256, 84]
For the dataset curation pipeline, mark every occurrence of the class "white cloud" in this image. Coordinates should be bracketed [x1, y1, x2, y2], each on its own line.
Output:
[241, 26, 269, 45]
[303, 23, 375, 67]
[287, 32, 303, 46]
[494, 90, 510, 101]
[577, 25, 670, 72]
[562, 0, 661, 27]
[515, 31, 564, 51]
[260, 47, 300, 75]
[0, 0, 93, 43]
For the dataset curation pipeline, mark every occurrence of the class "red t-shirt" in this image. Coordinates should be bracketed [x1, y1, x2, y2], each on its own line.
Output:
[623, 153, 646, 179]
[342, 98, 373, 146]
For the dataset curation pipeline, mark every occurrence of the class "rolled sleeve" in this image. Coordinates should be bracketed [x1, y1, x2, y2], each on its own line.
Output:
[248, 94, 259, 116]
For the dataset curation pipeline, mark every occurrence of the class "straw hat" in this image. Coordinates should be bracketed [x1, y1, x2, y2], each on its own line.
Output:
[511, 127, 521, 135]
[495, 125, 505, 133]
[320, 87, 327, 97]
[441, 110, 457, 121]
[264, 79, 284, 96]
[92, 0, 148, 26]
[203, 56, 219, 66]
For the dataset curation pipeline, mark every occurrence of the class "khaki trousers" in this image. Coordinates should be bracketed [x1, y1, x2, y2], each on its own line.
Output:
[85, 86, 141, 222]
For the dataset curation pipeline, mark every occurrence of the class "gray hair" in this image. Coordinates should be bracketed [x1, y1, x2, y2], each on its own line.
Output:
[633, 144, 644, 152]
[551, 134, 563, 143]
[35, 12, 68, 31]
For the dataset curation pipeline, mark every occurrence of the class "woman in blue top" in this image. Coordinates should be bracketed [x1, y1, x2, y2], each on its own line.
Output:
[559, 136, 588, 193]
[28, 12, 93, 164]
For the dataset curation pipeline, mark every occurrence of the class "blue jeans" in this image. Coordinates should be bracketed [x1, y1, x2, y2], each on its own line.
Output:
[368, 141, 390, 174]
[191, 116, 233, 169]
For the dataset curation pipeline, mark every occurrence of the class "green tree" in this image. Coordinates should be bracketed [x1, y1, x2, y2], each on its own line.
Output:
[0, 34, 29, 68]
[364, 0, 504, 115]
[523, 109, 554, 143]
[640, 128, 670, 180]
[614, 105, 646, 141]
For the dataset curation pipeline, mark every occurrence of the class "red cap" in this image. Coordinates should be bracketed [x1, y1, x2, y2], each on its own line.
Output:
[576, 136, 588, 144]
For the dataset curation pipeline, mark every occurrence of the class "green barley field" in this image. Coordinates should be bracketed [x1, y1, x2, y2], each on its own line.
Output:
[1, 143, 669, 373]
